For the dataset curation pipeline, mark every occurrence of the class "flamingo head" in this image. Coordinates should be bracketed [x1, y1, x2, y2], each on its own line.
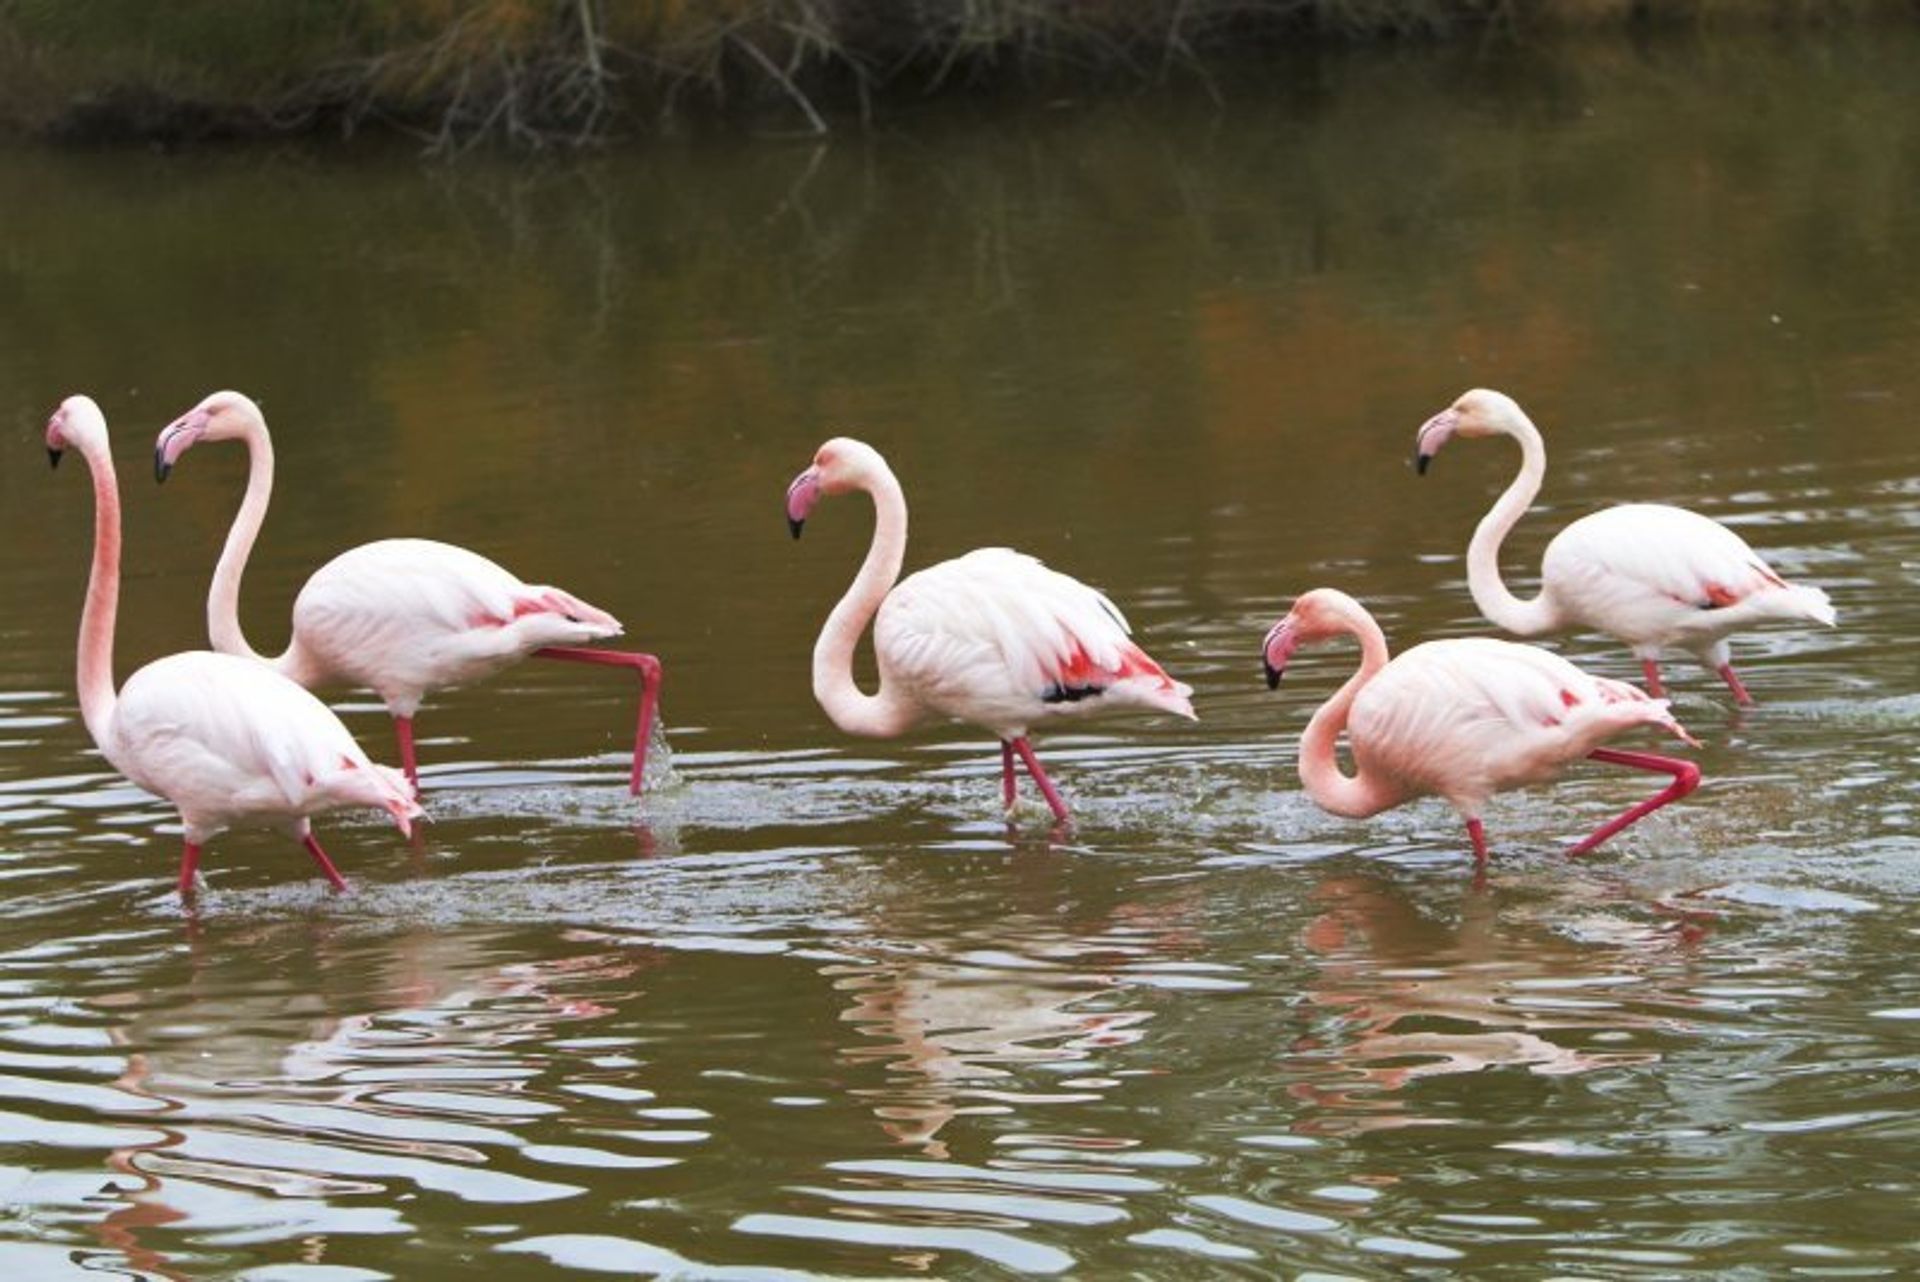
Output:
[1262, 588, 1365, 688]
[1414, 388, 1523, 474]
[45, 395, 106, 469]
[786, 436, 881, 539]
[155, 389, 263, 482]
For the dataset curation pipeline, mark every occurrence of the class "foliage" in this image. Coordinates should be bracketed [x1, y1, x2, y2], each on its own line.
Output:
[0, 0, 1907, 149]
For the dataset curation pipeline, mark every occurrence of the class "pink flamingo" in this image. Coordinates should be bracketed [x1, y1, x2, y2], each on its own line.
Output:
[1415, 389, 1835, 704]
[1262, 588, 1701, 869]
[46, 396, 421, 898]
[154, 391, 663, 794]
[785, 437, 1195, 823]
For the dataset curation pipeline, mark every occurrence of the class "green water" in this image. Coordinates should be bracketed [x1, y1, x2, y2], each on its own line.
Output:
[0, 26, 1916, 1280]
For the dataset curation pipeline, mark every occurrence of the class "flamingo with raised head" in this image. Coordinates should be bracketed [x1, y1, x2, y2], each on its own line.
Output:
[46, 395, 422, 898]
[1262, 588, 1701, 868]
[785, 437, 1195, 824]
[1415, 389, 1835, 704]
[154, 391, 663, 794]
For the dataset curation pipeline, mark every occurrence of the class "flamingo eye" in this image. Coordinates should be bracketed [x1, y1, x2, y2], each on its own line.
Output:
[565, 613, 581, 623]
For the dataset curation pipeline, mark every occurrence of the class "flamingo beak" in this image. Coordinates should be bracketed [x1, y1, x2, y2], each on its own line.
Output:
[154, 409, 210, 483]
[786, 466, 823, 540]
[1414, 408, 1458, 475]
[45, 409, 67, 469]
[1262, 618, 1300, 690]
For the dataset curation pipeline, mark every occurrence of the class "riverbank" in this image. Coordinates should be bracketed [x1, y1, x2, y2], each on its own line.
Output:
[0, 0, 1905, 151]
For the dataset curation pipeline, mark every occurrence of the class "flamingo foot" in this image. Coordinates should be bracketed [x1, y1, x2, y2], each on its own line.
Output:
[1000, 740, 1018, 814]
[177, 841, 204, 899]
[533, 647, 664, 795]
[392, 715, 420, 796]
[1010, 737, 1072, 826]
[1640, 658, 1666, 699]
[1716, 662, 1754, 707]
[301, 833, 351, 892]
[1566, 747, 1702, 858]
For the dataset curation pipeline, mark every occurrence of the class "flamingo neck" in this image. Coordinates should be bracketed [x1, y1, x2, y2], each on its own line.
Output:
[812, 463, 920, 738]
[1297, 607, 1399, 819]
[73, 442, 122, 748]
[1466, 411, 1562, 636]
[207, 418, 275, 664]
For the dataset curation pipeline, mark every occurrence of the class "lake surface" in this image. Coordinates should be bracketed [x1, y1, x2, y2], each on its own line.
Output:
[1, 23, 1917, 1280]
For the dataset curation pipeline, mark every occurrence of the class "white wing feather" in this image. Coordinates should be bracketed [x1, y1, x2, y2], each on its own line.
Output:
[875, 549, 1192, 737]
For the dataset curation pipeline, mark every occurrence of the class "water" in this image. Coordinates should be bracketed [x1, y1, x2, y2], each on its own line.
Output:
[1, 25, 1918, 1279]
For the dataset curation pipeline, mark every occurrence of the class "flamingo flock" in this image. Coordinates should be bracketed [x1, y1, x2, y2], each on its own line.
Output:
[41, 388, 1836, 896]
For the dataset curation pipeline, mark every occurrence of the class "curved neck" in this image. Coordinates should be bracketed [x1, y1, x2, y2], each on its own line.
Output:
[1297, 609, 1398, 819]
[207, 419, 273, 663]
[812, 464, 919, 738]
[1466, 412, 1561, 636]
[73, 444, 122, 748]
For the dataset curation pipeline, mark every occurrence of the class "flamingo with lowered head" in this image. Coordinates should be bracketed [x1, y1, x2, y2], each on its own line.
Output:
[1263, 588, 1701, 868]
[1415, 389, 1835, 704]
[154, 391, 663, 794]
[46, 395, 422, 898]
[785, 437, 1196, 824]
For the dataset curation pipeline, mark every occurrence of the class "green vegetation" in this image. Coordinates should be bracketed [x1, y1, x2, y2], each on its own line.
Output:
[0, 0, 1905, 150]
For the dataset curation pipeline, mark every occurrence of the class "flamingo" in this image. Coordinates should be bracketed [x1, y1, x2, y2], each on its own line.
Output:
[1262, 588, 1701, 869]
[45, 395, 422, 898]
[154, 391, 663, 794]
[1415, 389, 1835, 704]
[785, 437, 1196, 824]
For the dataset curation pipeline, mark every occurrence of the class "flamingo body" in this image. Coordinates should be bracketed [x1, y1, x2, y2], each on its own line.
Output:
[1263, 588, 1700, 867]
[109, 652, 419, 845]
[1536, 503, 1835, 665]
[1349, 637, 1688, 817]
[875, 548, 1193, 740]
[787, 438, 1193, 823]
[1416, 389, 1835, 702]
[286, 538, 620, 718]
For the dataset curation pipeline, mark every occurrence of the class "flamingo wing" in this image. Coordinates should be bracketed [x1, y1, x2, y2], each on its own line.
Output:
[1545, 504, 1792, 614]
[110, 653, 419, 831]
[1352, 638, 1687, 803]
[289, 539, 621, 702]
[875, 548, 1193, 734]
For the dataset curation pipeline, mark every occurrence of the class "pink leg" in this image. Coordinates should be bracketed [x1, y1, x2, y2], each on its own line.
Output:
[1640, 658, 1666, 699]
[1466, 817, 1488, 870]
[1716, 662, 1754, 707]
[301, 832, 351, 892]
[533, 648, 663, 795]
[393, 715, 420, 792]
[177, 842, 203, 899]
[1566, 747, 1703, 858]
[1000, 740, 1017, 811]
[1009, 737, 1071, 824]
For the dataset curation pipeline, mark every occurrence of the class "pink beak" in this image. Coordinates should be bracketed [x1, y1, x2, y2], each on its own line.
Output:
[1414, 408, 1459, 474]
[786, 465, 822, 539]
[1262, 618, 1301, 689]
[154, 409, 210, 483]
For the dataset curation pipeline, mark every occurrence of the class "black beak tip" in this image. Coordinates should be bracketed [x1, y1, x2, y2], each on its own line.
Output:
[47, 448, 62, 471]
[1264, 661, 1283, 691]
[1414, 452, 1432, 476]
[788, 517, 805, 540]
[154, 454, 172, 484]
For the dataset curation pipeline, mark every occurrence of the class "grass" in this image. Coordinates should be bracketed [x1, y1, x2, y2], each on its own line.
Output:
[0, 0, 1908, 150]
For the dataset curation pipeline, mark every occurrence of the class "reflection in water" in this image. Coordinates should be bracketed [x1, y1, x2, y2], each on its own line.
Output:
[75, 928, 647, 1274]
[831, 937, 1151, 1157]
[1284, 874, 1693, 1131]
